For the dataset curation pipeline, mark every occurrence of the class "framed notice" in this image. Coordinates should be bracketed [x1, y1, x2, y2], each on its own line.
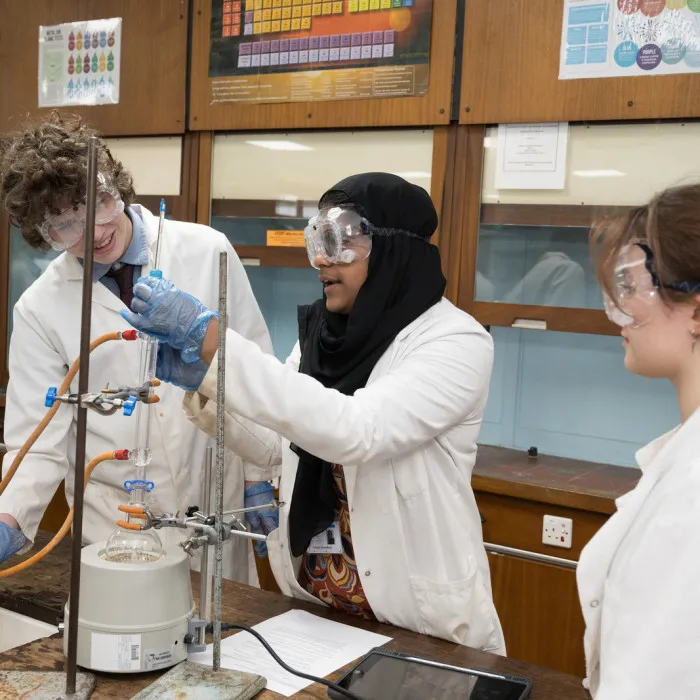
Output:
[208, 0, 432, 104]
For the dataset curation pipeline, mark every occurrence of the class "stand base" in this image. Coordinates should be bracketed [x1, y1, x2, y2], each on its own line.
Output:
[0, 670, 95, 698]
[130, 661, 266, 699]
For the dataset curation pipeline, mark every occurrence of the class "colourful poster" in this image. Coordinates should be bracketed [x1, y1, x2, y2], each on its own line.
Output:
[208, 0, 432, 104]
[38, 17, 122, 107]
[559, 0, 700, 79]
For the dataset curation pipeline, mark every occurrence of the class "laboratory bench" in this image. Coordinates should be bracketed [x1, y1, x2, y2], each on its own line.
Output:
[0, 532, 590, 699]
[471, 445, 641, 677]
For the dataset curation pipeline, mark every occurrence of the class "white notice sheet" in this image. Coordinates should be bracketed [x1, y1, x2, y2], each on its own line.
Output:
[188, 609, 392, 697]
[495, 122, 569, 190]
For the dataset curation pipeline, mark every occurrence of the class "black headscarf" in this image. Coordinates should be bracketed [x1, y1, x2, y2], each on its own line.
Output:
[288, 173, 447, 556]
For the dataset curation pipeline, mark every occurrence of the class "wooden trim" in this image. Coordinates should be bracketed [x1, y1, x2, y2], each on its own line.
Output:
[434, 124, 458, 297]
[454, 125, 485, 312]
[471, 302, 619, 336]
[481, 204, 634, 229]
[196, 132, 213, 226]
[211, 199, 311, 219]
[460, 1, 700, 124]
[429, 126, 449, 250]
[234, 245, 309, 268]
[171, 131, 201, 223]
[0, 209, 10, 388]
[189, 0, 457, 131]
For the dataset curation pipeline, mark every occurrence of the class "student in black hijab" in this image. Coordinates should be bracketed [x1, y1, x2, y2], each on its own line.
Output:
[124, 173, 506, 653]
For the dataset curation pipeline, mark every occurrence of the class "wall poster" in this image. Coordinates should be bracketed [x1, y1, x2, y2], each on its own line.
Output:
[208, 0, 432, 104]
[559, 0, 700, 80]
[38, 17, 122, 107]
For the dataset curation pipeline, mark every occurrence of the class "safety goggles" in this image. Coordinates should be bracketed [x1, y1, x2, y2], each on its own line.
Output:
[304, 206, 423, 270]
[37, 173, 124, 252]
[604, 242, 700, 328]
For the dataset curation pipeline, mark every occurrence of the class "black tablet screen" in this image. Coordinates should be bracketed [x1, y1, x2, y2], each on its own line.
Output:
[337, 653, 529, 700]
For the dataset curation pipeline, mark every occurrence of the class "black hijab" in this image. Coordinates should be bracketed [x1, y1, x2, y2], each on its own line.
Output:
[288, 172, 447, 557]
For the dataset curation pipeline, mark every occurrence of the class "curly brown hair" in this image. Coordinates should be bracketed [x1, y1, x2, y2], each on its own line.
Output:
[0, 111, 136, 249]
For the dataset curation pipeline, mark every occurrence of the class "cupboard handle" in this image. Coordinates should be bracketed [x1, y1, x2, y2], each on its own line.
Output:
[484, 542, 577, 570]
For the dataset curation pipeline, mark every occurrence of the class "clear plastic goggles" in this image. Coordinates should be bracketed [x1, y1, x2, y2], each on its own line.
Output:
[304, 207, 373, 270]
[37, 173, 124, 252]
[605, 243, 665, 328]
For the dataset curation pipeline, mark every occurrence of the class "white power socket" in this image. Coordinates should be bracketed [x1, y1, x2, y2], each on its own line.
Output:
[542, 515, 573, 549]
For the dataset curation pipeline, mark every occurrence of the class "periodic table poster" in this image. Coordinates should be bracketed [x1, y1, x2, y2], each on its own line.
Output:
[38, 17, 122, 107]
[208, 0, 432, 104]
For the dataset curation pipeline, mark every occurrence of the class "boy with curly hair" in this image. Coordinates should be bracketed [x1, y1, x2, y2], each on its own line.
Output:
[0, 113, 274, 583]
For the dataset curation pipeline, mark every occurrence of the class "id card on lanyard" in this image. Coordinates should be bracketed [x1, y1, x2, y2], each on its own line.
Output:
[306, 520, 343, 555]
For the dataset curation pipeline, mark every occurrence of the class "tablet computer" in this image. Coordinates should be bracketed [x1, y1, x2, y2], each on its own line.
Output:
[328, 648, 532, 700]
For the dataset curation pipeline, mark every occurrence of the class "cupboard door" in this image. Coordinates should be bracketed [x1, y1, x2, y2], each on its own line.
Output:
[488, 552, 585, 677]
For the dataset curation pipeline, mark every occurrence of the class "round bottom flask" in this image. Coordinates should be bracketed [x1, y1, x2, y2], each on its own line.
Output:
[101, 526, 163, 563]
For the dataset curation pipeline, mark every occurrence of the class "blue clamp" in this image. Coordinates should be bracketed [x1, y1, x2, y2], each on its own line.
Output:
[123, 396, 137, 416]
[124, 480, 155, 493]
[45, 387, 57, 408]
[149, 269, 163, 279]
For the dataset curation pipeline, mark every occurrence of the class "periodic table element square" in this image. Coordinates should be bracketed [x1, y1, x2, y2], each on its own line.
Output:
[261, 52, 270, 66]
[292, 6, 302, 16]
[263, 0, 272, 6]
[340, 46, 350, 59]
[359, 0, 369, 10]
[233, 24, 242, 35]
[383, 42, 394, 57]
[333, 1, 343, 12]
[283, 0, 291, 4]
[254, 0, 262, 7]
[302, 5, 312, 16]
[312, 3, 322, 15]
[322, 1, 332, 14]
[301, 17, 312, 29]
[372, 44, 383, 58]
[262, 20, 272, 31]
[271, 19, 281, 31]
[299, 49, 309, 63]
[391, 0, 402, 7]
[272, 0, 282, 5]
[233, 0, 242, 8]
[263, 8, 272, 19]
[370, 0, 380, 9]
[245, 23, 254, 34]
[223, 24, 232, 36]
[293, 0, 302, 4]
[254, 21, 262, 31]
[245, 0, 254, 8]
[291, 17, 301, 29]
[381, 0, 391, 7]
[223, 13, 233, 24]
[272, 8, 282, 18]
[281, 18, 291, 30]
[348, 0, 359, 10]
[254, 10, 262, 20]
[282, 7, 292, 18]
[224, 1, 233, 11]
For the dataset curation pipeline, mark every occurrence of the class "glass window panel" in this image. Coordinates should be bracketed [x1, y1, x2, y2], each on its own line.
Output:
[475, 224, 603, 309]
[211, 128, 434, 358]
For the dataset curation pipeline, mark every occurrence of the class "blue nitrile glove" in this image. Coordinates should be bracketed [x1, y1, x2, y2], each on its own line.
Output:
[156, 343, 209, 392]
[244, 482, 279, 558]
[0, 522, 27, 564]
[120, 276, 217, 363]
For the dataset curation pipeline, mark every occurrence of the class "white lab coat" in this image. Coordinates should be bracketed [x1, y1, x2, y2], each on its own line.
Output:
[577, 407, 700, 699]
[0, 205, 272, 582]
[184, 298, 506, 652]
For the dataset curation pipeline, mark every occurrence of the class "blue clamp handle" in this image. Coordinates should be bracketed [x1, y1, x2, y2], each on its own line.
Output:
[124, 480, 155, 493]
[123, 396, 137, 416]
[149, 270, 163, 279]
[45, 387, 57, 408]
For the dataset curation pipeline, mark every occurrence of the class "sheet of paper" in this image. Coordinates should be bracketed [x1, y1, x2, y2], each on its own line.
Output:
[188, 609, 392, 697]
[495, 122, 569, 190]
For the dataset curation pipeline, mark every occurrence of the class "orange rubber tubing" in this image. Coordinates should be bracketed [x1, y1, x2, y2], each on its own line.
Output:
[0, 451, 119, 578]
[117, 505, 147, 518]
[115, 520, 144, 531]
[0, 332, 124, 499]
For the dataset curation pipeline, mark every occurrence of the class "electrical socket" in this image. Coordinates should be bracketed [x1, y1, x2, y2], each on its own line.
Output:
[542, 515, 573, 549]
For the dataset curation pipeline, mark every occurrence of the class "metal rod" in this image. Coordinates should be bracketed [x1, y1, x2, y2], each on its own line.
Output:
[198, 446, 213, 646]
[65, 137, 99, 694]
[484, 542, 578, 570]
[221, 501, 281, 516]
[212, 252, 228, 671]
